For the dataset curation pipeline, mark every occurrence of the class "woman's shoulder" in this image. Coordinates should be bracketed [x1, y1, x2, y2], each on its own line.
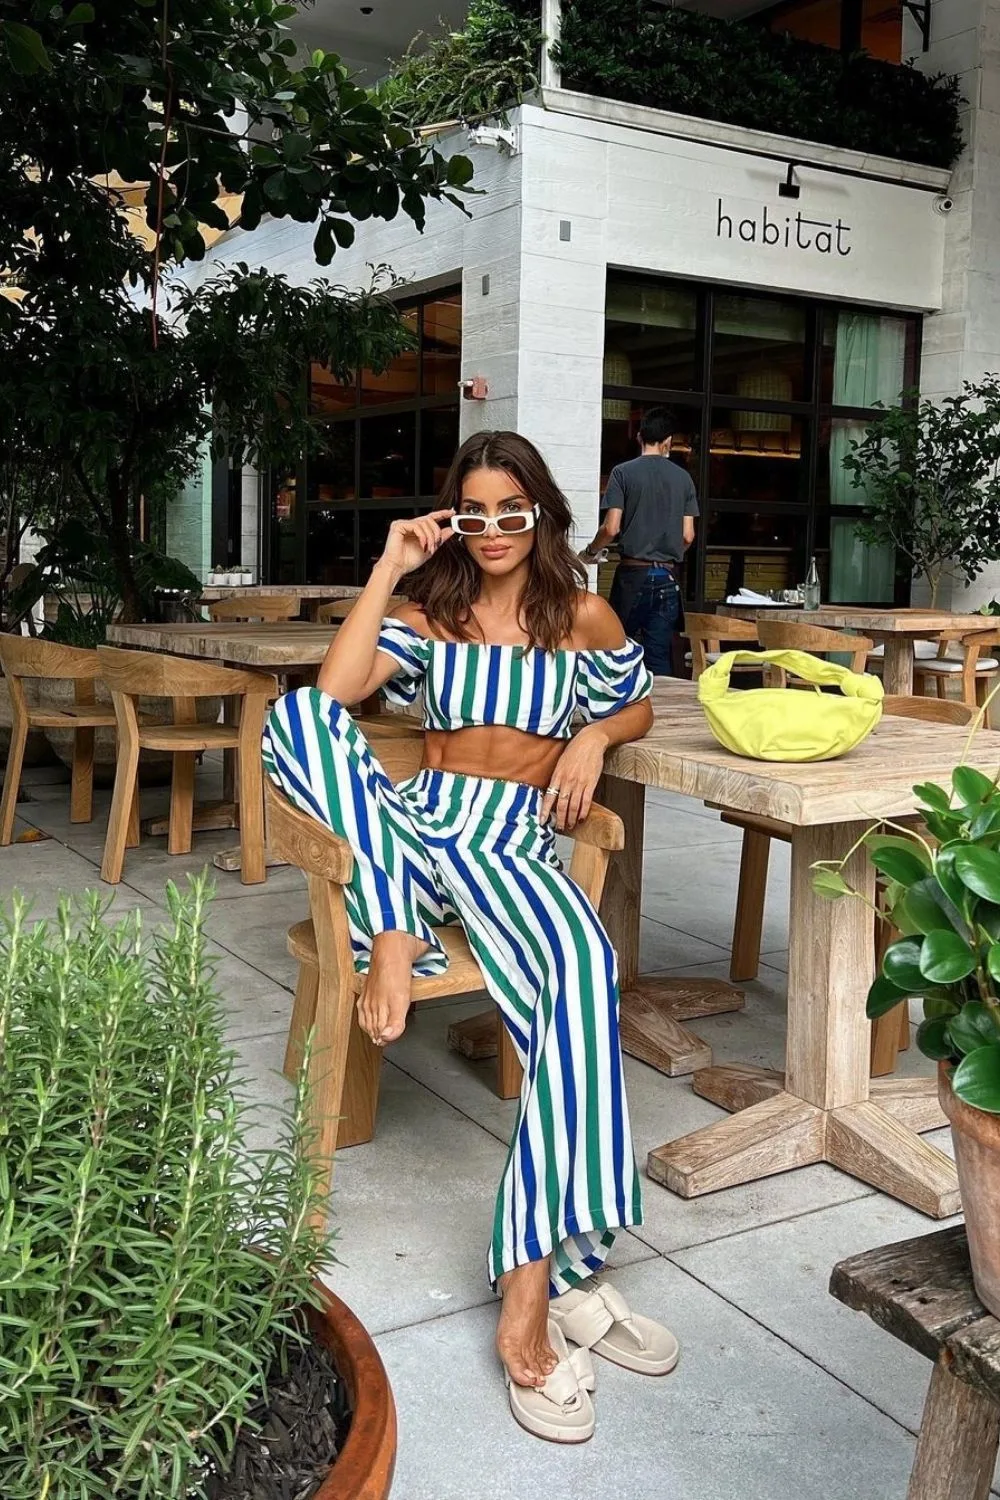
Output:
[385, 601, 429, 634]
[572, 589, 627, 651]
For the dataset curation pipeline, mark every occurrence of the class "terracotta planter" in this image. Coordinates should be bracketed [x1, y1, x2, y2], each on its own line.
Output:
[939, 1064, 1000, 1317]
[307, 1281, 397, 1499]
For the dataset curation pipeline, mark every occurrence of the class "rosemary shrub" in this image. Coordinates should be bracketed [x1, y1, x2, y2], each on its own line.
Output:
[0, 877, 335, 1499]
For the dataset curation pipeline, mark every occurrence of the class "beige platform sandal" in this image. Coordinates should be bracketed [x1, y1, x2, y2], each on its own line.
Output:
[549, 1281, 680, 1376]
[505, 1319, 597, 1443]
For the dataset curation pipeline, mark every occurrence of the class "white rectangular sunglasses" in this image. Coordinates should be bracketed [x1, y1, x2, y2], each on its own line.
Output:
[449, 505, 539, 537]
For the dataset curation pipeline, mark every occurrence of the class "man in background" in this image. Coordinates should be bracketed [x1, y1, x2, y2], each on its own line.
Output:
[580, 406, 698, 676]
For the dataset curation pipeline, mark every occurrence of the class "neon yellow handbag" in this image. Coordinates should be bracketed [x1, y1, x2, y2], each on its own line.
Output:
[697, 649, 884, 762]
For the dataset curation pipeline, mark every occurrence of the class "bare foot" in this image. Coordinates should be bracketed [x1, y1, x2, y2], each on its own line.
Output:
[358, 930, 429, 1046]
[497, 1258, 558, 1388]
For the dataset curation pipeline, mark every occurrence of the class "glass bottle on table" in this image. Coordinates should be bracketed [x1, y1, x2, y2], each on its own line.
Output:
[803, 556, 821, 612]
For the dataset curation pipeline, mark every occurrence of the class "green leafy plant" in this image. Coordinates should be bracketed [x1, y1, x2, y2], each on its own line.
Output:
[1, 0, 473, 621]
[553, 0, 963, 168]
[380, 0, 542, 128]
[0, 878, 334, 1498]
[8, 518, 203, 643]
[813, 755, 1000, 1113]
[843, 377, 1000, 608]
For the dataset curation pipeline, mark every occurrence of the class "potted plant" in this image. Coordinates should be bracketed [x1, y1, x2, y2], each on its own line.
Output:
[814, 761, 1000, 1314]
[843, 376, 1000, 608]
[0, 876, 396, 1499]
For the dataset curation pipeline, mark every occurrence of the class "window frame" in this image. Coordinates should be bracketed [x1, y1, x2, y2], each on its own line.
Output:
[601, 269, 921, 609]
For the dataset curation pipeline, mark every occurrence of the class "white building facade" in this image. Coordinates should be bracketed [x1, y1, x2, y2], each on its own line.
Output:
[178, 0, 1000, 611]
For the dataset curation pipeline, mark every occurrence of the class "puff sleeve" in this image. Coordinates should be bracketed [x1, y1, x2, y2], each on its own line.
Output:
[374, 618, 430, 706]
[575, 639, 652, 722]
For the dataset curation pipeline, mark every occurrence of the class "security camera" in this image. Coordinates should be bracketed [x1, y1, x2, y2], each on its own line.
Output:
[934, 195, 955, 215]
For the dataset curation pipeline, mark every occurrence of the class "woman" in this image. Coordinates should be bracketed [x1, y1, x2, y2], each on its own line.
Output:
[262, 432, 677, 1442]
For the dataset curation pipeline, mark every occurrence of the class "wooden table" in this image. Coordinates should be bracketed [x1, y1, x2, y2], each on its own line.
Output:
[107, 620, 337, 670]
[831, 1227, 1000, 1500]
[597, 678, 1000, 1218]
[722, 606, 998, 695]
[198, 585, 362, 620]
[106, 622, 343, 869]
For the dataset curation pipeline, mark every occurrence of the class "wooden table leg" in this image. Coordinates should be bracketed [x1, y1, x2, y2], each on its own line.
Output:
[649, 821, 960, 1215]
[907, 1358, 1000, 1500]
[882, 637, 915, 696]
[597, 773, 744, 1076]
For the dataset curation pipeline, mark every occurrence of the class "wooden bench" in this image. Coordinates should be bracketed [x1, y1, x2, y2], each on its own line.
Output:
[831, 1226, 1000, 1500]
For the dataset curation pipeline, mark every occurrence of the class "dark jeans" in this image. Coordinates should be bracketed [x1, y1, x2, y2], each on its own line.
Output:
[608, 564, 681, 677]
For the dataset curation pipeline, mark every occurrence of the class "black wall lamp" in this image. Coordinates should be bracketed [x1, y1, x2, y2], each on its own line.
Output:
[779, 162, 800, 200]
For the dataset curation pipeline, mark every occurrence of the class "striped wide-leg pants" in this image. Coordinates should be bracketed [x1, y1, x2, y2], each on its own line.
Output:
[262, 687, 642, 1294]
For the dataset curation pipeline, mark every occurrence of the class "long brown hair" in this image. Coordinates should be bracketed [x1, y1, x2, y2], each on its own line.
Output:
[404, 431, 587, 651]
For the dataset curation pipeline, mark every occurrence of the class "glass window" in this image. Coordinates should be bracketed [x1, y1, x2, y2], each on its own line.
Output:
[712, 294, 807, 401]
[359, 508, 415, 577]
[821, 310, 909, 407]
[305, 507, 355, 586]
[359, 412, 416, 499]
[421, 407, 460, 497]
[272, 472, 298, 585]
[423, 296, 463, 396]
[360, 308, 420, 406]
[310, 364, 356, 416]
[703, 508, 809, 603]
[604, 277, 699, 391]
[708, 409, 807, 506]
[308, 424, 356, 503]
[765, 0, 902, 63]
[814, 511, 896, 604]
[815, 417, 872, 508]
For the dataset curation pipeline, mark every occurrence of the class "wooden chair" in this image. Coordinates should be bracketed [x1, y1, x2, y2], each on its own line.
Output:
[721, 694, 978, 1076]
[755, 617, 874, 679]
[267, 736, 625, 1195]
[209, 594, 299, 623]
[913, 630, 1000, 709]
[0, 638, 117, 845]
[96, 646, 278, 886]
[683, 612, 760, 679]
[315, 595, 407, 625]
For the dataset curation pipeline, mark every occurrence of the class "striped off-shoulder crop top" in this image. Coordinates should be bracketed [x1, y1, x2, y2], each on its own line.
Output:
[375, 618, 652, 738]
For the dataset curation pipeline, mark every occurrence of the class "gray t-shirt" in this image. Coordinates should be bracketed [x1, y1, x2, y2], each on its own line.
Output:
[601, 455, 699, 563]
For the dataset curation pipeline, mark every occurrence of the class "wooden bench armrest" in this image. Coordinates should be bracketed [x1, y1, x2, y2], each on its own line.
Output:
[264, 776, 353, 883]
[567, 801, 624, 851]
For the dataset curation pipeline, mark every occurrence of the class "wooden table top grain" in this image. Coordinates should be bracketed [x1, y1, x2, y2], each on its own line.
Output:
[720, 605, 999, 638]
[106, 621, 336, 670]
[604, 677, 998, 827]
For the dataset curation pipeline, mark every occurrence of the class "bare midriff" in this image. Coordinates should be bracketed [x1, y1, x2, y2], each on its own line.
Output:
[421, 725, 564, 791]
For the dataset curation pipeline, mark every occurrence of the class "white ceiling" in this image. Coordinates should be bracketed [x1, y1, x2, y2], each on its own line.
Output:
[291, 0, 471, 80]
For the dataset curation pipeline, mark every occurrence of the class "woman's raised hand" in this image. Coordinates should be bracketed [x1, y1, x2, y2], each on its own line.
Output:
[380, 510, 455, 577]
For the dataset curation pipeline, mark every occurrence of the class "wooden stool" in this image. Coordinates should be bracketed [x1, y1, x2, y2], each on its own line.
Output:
[266, 735, 624, 1194]
[96, 646, 277, 885]
[0, 638, 118, 845]
[832, 1226, 1000, 1500]
[208, 593, 300, 622]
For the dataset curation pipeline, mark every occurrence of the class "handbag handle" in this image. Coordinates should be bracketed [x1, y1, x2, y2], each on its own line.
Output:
[697, 649, 884, 704]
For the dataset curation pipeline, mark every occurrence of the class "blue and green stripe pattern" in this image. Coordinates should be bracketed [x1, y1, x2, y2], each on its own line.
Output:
[374, 617, 651, 737]
[262, 687, 643, 1296]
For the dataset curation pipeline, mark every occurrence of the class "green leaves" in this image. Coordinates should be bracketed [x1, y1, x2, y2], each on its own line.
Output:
[866, 972, 908, 1019]
[947, 1001, 1000, 1056]
[952, 1044, 1000, 1113]
[882, 938, 926, 993]
[955, 845, 1000, 904]
[867, 834, 929, 886]
[2, 20, 51, 73]
[953, 765, 999, 805]
[919, 929, 977, 984]
[0, 879, 335, 1496]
